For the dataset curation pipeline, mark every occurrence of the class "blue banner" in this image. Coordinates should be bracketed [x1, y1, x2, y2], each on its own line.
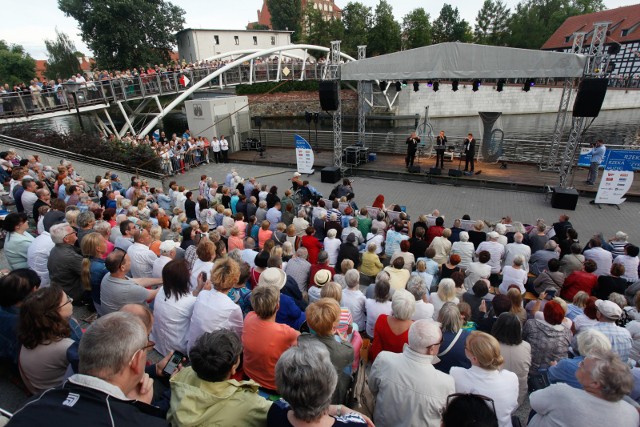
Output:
[579, 148, 640, 170]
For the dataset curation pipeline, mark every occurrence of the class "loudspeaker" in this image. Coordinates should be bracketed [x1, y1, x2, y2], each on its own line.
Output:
[551, 187, 579, 210]
[573, 78, 608, 118]
[321, 166, 341, 183]
[448, 169, 463, 177]
[408, 166, 421, 173]
[429, 167, 442, 175]
[319, 81, 339, 111]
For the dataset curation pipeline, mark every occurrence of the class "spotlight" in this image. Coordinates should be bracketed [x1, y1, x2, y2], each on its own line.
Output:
[305, 111, 312, 124]
[451, 80, 459, 92]
[528, 78, 536, 87]
[396, 81, 402, 91]
[472, 79, 481, 92]
[379, 81, 387, 91]
[433, 82, 439, 92]
[413, 81, 419, 92]
[427, 80, 433, 87]
[402, 80, 408, 87]
[496, 79, 505, 92]
[522, 79, 535, 92]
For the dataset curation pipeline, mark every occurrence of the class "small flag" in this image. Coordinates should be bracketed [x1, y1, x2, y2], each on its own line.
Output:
[179, 75, 190, 87]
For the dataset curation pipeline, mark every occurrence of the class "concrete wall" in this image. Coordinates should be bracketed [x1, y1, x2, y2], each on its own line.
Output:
[398, 84, 640, 118]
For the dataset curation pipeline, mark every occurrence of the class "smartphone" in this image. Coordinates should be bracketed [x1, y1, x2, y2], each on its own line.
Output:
[200, 271, 207, 282]
[162, 351, 186, 376]
[546, 290, 557, 299]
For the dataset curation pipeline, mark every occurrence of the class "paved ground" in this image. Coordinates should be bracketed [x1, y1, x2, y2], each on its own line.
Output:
[1, 160, 637, 418]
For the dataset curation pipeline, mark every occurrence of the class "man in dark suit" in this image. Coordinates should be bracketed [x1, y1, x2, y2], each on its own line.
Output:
[405, 132, 420, 169]
[463, 133, 476, 173]
[435, 130, 447, 168]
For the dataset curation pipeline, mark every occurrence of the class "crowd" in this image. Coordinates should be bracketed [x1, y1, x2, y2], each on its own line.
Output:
[1, 147, 640, 427]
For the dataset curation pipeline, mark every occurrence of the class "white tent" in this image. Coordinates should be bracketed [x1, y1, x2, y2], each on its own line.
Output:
[340, 42, 587, 80]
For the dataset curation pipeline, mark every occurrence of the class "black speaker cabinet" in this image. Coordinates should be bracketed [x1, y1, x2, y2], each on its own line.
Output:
[573, 78, 608, 118]
[448, 169, 463, 177]
[429, 167, 442, 175]
[551, 188, 579, 211]
[321, 166, 341, 183]
[408, 166, 421, 173]
[319, 81, 340, 111]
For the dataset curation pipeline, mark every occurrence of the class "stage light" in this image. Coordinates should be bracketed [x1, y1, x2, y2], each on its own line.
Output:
[427, 80, 433, 87]
[305, 111, 312, 124]
[472, 79, 481, 92]
[396, 81, 402, 91]
[402, 80, 408, 87]
[523, 79, 535, 92]
[528, 79, 535, 87]
[379, 81, 387, 91]
[496, 79, 505, 92]
[433, 82, 439, 92]
[452, 80, 459, 91]
[413, 81, 420, 92]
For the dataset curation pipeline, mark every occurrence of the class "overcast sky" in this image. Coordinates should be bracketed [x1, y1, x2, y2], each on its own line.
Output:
[1, 0, 636, 59]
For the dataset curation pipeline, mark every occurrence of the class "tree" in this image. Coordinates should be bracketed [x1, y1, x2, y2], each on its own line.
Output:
[0, 40, 36, 87]
[302, 3, 343, 47]
[44, 30, 82, 80]
[432, 4, 472, 44]
[58, 0, 185, 70]
[267, 0, 302, 42]
[474, 0, 511, 45]
[341, 2, 372, 56]
[368, 0, 402, 56]
[402, 8, 431, 50]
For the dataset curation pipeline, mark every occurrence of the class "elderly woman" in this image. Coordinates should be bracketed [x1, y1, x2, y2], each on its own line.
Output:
[390, 239, 415, 272]
[80, 232, 108, 315]
[430, 278, 459, 321]
[407, 275, 434, 320]
[189, 240, 216, 291]
[300, 298, 353, 403]
[468, 220, 487, 249]
[323, 228, 341, 267]
[450, 331, 519, 427]
[429, 228, 452, 266]
[440, 253, 461, 280]
[491, 313, 532, 406]
[18, 286, 76, 394]
[523, 300, 572, 372]
[3, 212, 34, 270]
[499, 254, 528, 294]
[360, 241, 383, 280]
[364, 276, 393, 338]
[436, 302, 472, 373]
[593, 263, 628, 301]
[383, 256, 411, 291]
[369, 289, 415, 363]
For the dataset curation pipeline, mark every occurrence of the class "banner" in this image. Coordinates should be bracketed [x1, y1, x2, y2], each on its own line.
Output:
[295, 134, 314, 174]
[594, 150, 639, 204]
[578, 148, 640, 170]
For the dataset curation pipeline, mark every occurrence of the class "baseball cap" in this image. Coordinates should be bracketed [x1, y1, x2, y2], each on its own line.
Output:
[110, 173, 118, 180]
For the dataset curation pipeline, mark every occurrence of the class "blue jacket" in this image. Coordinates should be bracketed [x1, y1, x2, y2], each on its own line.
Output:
[276, 294, 306, 330]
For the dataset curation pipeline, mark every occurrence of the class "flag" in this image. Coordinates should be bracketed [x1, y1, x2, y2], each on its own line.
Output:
[179, 74, 190, 87]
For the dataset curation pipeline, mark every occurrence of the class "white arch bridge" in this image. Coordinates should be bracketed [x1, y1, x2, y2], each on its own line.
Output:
[0, 44, 355, 139]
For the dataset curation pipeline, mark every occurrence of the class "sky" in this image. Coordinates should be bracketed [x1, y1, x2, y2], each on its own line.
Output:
[1, 0, 637, 59]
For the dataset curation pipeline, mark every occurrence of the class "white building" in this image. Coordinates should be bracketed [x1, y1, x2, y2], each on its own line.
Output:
[176, 29, 294, 63]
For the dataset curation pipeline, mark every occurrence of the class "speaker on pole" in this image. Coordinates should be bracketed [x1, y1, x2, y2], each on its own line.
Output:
[573, 78, 608, 118]
[319, 81, 340, 111]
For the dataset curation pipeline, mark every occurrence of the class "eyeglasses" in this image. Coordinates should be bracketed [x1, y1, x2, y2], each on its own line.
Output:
[446, 393, 496, 415]
[59, 294, 73, 308]
[129, 340, 155, 365]
[114, 247, 128, 269]
[64, 230, 77, 239]
[428, 336, 444, 348]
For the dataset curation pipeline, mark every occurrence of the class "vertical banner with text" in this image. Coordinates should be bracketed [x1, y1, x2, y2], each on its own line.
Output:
[295, 134, 315, 174]
[595, 150, 640, 205]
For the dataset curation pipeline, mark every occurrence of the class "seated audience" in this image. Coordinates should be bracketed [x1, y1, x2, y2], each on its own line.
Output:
[369, 289, 415, 362]
[436, 302, 472, 374]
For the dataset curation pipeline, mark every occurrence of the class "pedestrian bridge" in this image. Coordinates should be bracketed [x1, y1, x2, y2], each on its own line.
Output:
[0, 44, 355, 138]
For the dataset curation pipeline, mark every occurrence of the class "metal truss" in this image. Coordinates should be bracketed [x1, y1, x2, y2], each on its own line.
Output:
[357, 46, 367, 146]
[327, 41, 343, 171]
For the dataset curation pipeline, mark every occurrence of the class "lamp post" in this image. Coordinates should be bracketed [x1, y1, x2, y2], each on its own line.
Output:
[62, 81, 84, 131]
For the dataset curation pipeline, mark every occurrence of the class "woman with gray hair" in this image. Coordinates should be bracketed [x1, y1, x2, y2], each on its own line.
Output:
[451, 231, 475, 270]
[435, 302, 471, 374]
[406, 275, 434, 320]
[369, 289, 415, 362]
[430, 278, 459, 321]
[268, 340, 369, 426]
[364, 272, 393, 338]
[323, 228, 341, 266]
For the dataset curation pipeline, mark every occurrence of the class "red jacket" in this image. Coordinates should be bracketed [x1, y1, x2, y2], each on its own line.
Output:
[301, 235, 323, 265]
[561, 270, 598, 301]
[425, 225, 444, 246]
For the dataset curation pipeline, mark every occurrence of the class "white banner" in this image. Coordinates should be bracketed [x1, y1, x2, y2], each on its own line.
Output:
[595, 170, 633, 204]
[295, 134, 314, 174]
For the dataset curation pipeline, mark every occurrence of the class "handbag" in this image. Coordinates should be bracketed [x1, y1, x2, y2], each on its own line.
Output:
[527, 370, 550, 393]
[438, 328, 463, 357]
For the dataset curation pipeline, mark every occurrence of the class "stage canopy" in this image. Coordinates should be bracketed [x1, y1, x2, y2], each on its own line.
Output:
[340, 42, 587, 80]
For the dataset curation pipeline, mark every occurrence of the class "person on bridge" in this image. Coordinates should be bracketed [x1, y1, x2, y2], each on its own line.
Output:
[463, 133, 476, 173]
[405, 132, 420, 169]
[435, 130, 447, 169]
[586, 139, 606, 185]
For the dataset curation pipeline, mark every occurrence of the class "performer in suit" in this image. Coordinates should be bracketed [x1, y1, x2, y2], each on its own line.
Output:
[435, 130, 447, 168]
[405, 132, 420, 169]
[463, 133, 476, 173]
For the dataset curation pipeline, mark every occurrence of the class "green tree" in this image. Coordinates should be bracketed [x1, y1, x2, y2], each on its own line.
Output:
[432, 4, 472, 44]
[474, 0, 511, 45]
[58, 0, 185, 70]
[341, 2, 372, 56]
[368, 0, 402, 56]
[249, 23, 270, 30]
[302, 3, 343, 47]
[267, 0, 302, 42]
[402, 8, 431, 50]
[44, 30, 82, 80]
[0, 40, 36, 87]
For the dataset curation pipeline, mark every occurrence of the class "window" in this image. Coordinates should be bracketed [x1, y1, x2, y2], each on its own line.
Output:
[214, 35, 219, 45]
[622, 29, 629, 37]
[234, 36, 239, 45]
[565, 36, 571, 43]
[271, 36, 276, 45]
[253, 36, 258, 45]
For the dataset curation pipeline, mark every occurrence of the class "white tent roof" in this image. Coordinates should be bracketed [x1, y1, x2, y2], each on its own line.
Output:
[340, 42, 587, 80]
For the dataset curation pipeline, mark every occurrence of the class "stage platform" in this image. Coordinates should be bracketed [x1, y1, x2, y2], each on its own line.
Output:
[228, 148, 640, 201]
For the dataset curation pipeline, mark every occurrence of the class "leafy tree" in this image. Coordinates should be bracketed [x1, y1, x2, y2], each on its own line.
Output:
[432, 4, 472, 44]
[302, 3, 343, 47]
[402, 8, 431, 50]
[58, 0, 185, 70]
[341, 2, 372, 56]
[44, 30, 82, 80]
[0, 40, 36, 87]
[368, 0, 402, 56]
[267, 0, 302, 42]
[474, 0, 511, 45]
[248, 23, 271, 30]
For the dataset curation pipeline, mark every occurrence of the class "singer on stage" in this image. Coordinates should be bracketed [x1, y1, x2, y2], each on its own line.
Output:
[435, 130, 447, 168]
[463, 133, 476, 173]
[406, 132, 420, 169]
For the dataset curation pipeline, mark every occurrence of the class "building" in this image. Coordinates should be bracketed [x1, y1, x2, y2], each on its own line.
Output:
[254, 0, 342, 29]
[542, 4, 640, 80]
[176, 29, 293, 63]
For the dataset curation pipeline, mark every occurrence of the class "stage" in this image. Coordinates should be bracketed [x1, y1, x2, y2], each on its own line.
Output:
[228, 147, 640, 201]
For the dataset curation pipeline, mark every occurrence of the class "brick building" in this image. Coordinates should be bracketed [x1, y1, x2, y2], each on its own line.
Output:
[254, 0, 342, 29]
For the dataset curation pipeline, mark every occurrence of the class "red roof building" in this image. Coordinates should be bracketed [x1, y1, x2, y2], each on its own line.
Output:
[255, 0, 342, 30]
[542, 4, 640, 78]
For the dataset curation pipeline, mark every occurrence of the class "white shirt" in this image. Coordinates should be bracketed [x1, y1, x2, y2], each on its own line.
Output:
[151, 288, 196, 356]
[412, 300, 435, 321]
[365, 233, 384, 255]
[342, 288, 366, 330]
[450, 365, 519, 427]
[187, 290, 243, 352]
[241, 249, 258, 268]
[152, 255, 172, 279]
[211, 139, 220, 152]
[451, 241, 475, 269]
[476, 241, 505, 274]
[189, 259, 214, 291]
[219, 138, 229, 151]
[26, 232, 55, 287]
[503, 242, 531, 272]
[21, 191, 38, 219]
[364, 299, 392, 337]
[464, 262, 492, 291]
[498, 266, 528, 294]
[430, 294, 459, 321]
[614, 254, 639, 282]
[584, 247, 613, 276]
[127, 243, 157, 278]
[323, 237, 341, 265]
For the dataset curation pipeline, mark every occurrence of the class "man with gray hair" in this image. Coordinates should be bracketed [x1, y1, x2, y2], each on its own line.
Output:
[47, 222, 85, 302]
[529, 240, 560, 276]
[285, 247, 311, 293]
[241, 237, 258, 267]
[504, 232, 531, 272]
[369, 319, 455, 427]
[341, 268, 366, 329]
[341, 218, 363, 246]
[152, 240, 179, 278]
[76, 210, 96, 246]
[7, 312, 169, 426]
[476, 231, 505, 275]
[128, 228, 158, 278]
